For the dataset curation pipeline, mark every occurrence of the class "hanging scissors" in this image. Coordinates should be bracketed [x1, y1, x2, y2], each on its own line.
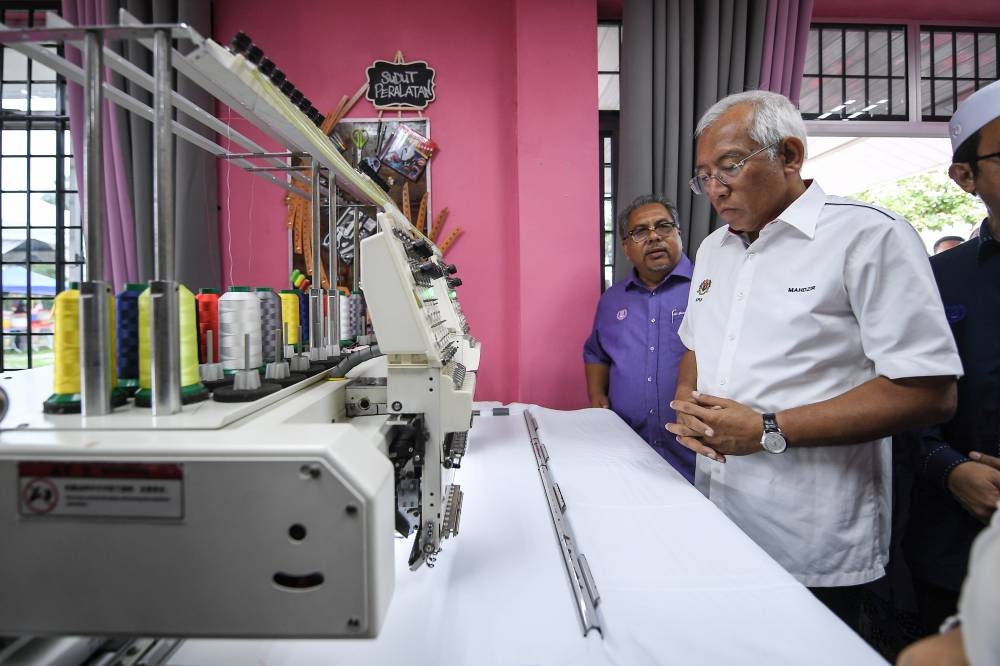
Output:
[351, 128, 369, 167]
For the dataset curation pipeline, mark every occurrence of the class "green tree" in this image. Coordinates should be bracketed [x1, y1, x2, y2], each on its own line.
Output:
[853, 170, 986, 232]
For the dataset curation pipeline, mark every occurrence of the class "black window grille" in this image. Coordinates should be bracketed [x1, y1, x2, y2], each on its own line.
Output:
[920, 26, 1000, 121]
[800, 24, 908, 121]
[0, 3, 79, 371]
[598, 22, 620, 291]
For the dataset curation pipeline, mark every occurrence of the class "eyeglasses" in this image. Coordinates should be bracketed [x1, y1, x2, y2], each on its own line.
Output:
[971, 151, 1000, 165]
[689, 142, 778, 195]
[626, 220, 680, 243]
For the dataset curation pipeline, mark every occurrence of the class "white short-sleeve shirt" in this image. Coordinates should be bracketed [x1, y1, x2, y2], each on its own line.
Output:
[678, 181, 963, 587]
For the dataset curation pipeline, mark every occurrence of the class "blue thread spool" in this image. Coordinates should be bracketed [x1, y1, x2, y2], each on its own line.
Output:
[115, 282, 145, 392]
[297, 290, 309, 347]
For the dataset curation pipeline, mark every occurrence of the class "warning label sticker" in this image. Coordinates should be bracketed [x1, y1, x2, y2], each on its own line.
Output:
[18, 461, 184, 519]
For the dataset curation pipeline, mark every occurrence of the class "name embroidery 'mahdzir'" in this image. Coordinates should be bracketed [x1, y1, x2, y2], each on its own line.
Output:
[788, 285, 816, 292]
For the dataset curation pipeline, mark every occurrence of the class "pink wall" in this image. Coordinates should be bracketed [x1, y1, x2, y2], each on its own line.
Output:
[212, 0, 599, 408]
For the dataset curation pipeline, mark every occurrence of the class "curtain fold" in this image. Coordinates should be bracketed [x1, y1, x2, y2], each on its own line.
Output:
[617, 0, 767, 280]
[61, 0, 220, 292]
[759, 0, 815, 105]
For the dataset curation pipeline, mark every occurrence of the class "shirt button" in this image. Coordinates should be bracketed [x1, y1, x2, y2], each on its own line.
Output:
[647, 377, 652, 382]
[648, 409, 654, 415]
[650, 318, 656, 323]
[736, 292, 744, 300]
[728, 334, 735, 341]
[720, 378, 727, 385]
[649, 346, 655, 351]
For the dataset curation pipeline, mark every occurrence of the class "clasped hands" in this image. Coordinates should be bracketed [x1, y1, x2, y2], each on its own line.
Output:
[666, 390, 765, 463]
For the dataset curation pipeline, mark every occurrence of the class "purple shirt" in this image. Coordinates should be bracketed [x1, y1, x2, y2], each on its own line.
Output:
[583, 255, 695, 481]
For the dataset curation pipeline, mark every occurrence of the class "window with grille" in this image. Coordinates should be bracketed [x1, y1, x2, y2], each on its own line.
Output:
[800, 24, 908, 121]
[801, 22, 999, 123]
[598, 22, 620, 291]
[0, 3, 79, 371]
[920, 27, 1000, 121]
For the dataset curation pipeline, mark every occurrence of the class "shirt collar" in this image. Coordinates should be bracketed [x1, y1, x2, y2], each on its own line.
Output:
[718, 179, 825, 247]
[976, 218, 1000, 262]
[626, 253, 694, 291]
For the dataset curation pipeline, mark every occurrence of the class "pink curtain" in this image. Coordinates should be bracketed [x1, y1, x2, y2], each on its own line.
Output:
[61, 0, 138, 291]
[758, 0, 814, 105]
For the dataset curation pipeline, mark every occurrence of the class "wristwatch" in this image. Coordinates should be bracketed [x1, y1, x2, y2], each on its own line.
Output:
[760, 413, 788, 454]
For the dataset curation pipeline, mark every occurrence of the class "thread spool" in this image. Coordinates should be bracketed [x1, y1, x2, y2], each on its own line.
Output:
[339, 293, 351, 343]
[255, 287, 280, 364]
[297, 290, 310, 347]
[279, 289, 300, 346]
[115, 282, 145, 393]
[44, 283, 121, 413]
[196, 288, 220, 364]
[135, 284, 209, 407]
[219, 286, 262, 372]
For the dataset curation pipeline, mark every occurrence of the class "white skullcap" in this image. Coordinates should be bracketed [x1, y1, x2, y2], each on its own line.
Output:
[950, 79, 1000, 155]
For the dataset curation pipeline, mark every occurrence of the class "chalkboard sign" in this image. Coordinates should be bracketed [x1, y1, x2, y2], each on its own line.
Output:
[366, 57, 436, 110]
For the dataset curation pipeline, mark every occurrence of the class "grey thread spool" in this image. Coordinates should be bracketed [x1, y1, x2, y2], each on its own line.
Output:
[255, 287, 280, 363]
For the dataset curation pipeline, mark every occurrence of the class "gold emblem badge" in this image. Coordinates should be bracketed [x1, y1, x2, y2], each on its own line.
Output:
[697, 279, 712, 296]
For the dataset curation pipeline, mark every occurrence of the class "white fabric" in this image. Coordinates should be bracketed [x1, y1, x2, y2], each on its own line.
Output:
[678, 181, 962, 587]
[170, 406, 886, 666]
[959, 502, 1000, 666]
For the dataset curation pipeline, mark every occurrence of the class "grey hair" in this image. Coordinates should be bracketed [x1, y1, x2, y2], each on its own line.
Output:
[695, 90, 808, 160]
[617, 194, 680, 240]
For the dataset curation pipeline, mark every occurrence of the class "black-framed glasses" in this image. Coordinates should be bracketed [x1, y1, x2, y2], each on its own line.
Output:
[971, 151, 1000, 165]
[689, 142, 778, 195]
[626, 220, 680, 243]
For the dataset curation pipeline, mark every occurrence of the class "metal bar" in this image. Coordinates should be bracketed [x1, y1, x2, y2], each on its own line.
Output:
[308, 160, 326, 359]
[220, 152, 308, 159]
[524, 411, 603, 637]
[83, 31, 103, 281]
[327, 173, 340, 354]
[151, 29, 181, 415]
[0, 28, 309, 197]
[43, 13, 310, 189]
[0, 23, 203, 45]
[79, 30, 111, 417]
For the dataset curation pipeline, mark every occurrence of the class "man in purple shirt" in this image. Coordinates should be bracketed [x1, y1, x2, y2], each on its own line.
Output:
[583, 194, 695, 481]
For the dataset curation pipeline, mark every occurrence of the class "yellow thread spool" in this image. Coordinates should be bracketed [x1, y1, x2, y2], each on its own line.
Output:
[279, 289, 300, 345]
[137, 284, 207, 405]
[45, 284, 119, 412]
[51, 285, 81, 395]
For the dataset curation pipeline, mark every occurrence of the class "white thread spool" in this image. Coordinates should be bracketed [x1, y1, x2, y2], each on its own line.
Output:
[219, 287, 262, 371]
[339, 293, 351, 342]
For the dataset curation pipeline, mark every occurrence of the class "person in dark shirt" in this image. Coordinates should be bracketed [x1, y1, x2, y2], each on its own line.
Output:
[903, 78, 1000, 636]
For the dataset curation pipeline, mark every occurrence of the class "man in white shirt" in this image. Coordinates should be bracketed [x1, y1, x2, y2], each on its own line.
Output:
[666, 90, 962, 630]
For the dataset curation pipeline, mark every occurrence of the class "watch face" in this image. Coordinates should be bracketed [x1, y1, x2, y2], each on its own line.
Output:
[762, 432, 787, 454]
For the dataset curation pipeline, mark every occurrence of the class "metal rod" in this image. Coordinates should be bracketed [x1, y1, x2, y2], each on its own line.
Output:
[327, 173, 340, 354]
[352, 207, 361, 293]
[524, 411, 603, 636]
[309, 160, 326, 358]
[0, 22, 203, 46]
[83, 30, 104, 281]
[220, 152, 308, 159]
[150, 28, 181, 415]
[79, 30, 111, 416]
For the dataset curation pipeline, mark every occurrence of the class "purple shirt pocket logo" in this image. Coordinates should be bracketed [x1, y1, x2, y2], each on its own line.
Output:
[616, 308, 628, 321]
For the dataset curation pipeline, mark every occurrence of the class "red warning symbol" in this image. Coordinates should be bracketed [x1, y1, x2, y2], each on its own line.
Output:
[22, 478, 59, 514]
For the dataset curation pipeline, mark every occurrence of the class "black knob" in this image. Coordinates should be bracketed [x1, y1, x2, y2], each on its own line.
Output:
[306, 105, 319, 119]
[418, 262, 443, 278]
[444, 264, 458, 275]
[289, 90, 303, 105]
[298, 97, 312, 112]
[312, 114, 324, 128]
[279, 80, 294, 96]
[230, 31, 252, 54]
[270, 68, 286, 86]
[412, 238, 433, 258]
[258, 57, 275, 76]
[447, 278, 463, 288]
[245, 45, 263, 65]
